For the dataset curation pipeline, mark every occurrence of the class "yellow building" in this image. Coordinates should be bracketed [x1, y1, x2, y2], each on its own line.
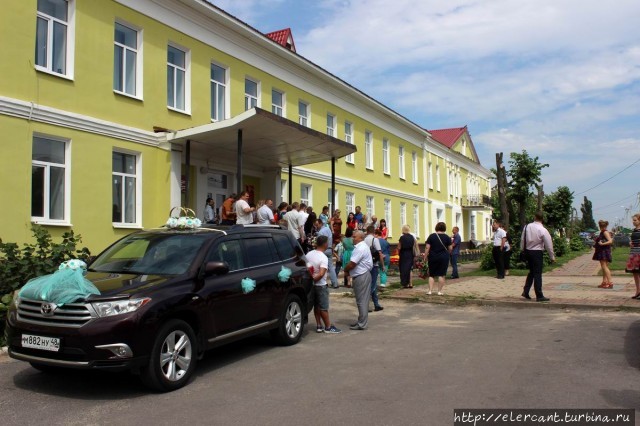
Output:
[0, 0, 491, 252]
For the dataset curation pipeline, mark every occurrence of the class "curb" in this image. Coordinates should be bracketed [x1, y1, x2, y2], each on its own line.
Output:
[384, 293, 640, 313]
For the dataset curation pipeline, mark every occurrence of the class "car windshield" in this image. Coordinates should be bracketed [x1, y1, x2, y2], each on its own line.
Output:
[89, 232, 210, 275]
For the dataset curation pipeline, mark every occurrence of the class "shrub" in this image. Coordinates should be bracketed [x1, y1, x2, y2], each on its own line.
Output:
[479, 246, 495, 271]
[0, 226, 91, 346]
[569, 236, 585, 252]
[552, 235, 568, 258]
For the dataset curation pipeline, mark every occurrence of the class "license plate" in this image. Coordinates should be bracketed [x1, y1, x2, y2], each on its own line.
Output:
[21, 334, 60, 352]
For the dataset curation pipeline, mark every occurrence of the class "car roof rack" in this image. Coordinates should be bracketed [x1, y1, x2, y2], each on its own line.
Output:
[230, 224, 286, 230]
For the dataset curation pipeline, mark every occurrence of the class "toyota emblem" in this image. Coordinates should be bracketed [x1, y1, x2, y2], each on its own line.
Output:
[40, 303, 56, 316]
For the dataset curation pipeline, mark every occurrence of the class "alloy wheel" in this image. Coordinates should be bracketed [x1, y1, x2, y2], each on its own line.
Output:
[285, 301, 302, 338]
[160, 330, 192, 382]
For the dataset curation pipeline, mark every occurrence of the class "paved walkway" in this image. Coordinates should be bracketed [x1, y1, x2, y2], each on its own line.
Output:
[332, 253, 640, 311]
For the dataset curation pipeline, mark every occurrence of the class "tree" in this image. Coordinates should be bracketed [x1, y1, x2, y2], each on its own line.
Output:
[495, 153, 510, 230]
[507, 150, 549, 230]
[543, 186, 574, 237]
[581, 196, 596, 230]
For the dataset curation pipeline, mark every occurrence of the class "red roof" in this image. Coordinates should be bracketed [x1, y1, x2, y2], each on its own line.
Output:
[428, 126, 480, 163]
[266, 28, 296, 52]
[428, 126, 467, 148]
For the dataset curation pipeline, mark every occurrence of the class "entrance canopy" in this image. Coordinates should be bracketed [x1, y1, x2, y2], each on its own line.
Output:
[166, 107, 356, 170]
[165, 107, 356, 208]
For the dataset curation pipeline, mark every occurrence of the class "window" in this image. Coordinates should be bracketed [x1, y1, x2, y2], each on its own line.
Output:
[167, 44, 189, 112]
[112, 151, 140, 225]
[272, 89, 284, 117]
[384, 199, 392, 236]
[113, 22, 141, 97]
[436, 163, 441, 191]
[346, 192, 355, 215]
[413, 204, 420, 239]
[344, 122, 354, 164]
[455, 212, 462, 228]
[382, 138, 390, 175]
[35, 0, 74, 77]
[470, 214, 476, 239]
[245, 78, 258, 110]
[328, 188, 338, 211]
[400, 202, 406, 227]
[365, 131, 373, 170]
[326, 114, 336, 137]
[300, 184, 312, 206]
[243, 238, 276, 267]
[210, 63, 227, 121]
[412, 151, 418, 183]
[448, 170, 453, 196]
[273, 234, 296, 260]
[366, 196, 374, 218]
[398, 146, 405, 179]
[209, 239, 245, 271]
[31, 135, 69, 222]
[428, 162, 433, 189]
[298, 101, 309, 127]
[436, 208, 444, 222]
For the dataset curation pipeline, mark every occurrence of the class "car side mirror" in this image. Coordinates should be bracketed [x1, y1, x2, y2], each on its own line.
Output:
[205, 261, 229, 276]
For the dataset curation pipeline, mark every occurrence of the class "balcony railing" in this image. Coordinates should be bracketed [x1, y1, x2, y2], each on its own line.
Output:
[461, 194, 492, 208]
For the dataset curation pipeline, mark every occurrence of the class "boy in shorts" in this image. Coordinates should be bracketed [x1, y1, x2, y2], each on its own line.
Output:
[306, 235, 342, 334]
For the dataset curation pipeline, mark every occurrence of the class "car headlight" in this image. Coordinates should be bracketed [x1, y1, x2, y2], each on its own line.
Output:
[92, 298, 151, 317]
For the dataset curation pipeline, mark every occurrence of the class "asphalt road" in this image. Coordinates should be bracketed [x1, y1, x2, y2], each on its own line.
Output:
[1, 298, 639, 425]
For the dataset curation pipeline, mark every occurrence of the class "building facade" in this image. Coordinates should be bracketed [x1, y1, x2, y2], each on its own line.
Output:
[0, 0, 491, 253]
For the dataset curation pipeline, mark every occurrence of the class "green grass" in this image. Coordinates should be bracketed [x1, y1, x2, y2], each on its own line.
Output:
[610, 247, 630, 272]
[460, 248, 590, 277]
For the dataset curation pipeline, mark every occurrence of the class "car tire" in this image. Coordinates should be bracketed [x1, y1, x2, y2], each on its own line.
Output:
[140, 319, 198, 392]
[271, 294, 304, 346]
[29, 362, 65, 374]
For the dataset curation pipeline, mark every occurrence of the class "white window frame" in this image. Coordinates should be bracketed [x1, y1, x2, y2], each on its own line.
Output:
[167, 42, 191, 114]
[365, 130, 373, 170]
[384, 199, 392, 237]
[271, 88, 285, 117]
[344, 121, 354, 164]
[244, 77, 260, 111]
[31, 133, 71, 225]
[35, 0, 75, 80]
[113, 20, 143, 99]
[327, 188, 338, 211]
[428, 162, 433, 189]
[112, 149, 142, 228]
[400, 202, 406, 227]
[448, 169, 453, 196]
[300, 183, 312, 206]
[298, 101, 310, 127]
[436, 163, 441, 192]
[382, 138, 390, 175]
[412, 151, 418, 184]
[398, 146, 405, 180]
[210, 61, 228, 122]
[413, 204, 420, 239]
[346, 192, 355, 215]
[436, 208, 444, 223]
[326, 113, 336, 137]
[366, 196, 374, 219]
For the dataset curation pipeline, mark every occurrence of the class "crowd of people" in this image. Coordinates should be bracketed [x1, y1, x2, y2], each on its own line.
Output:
[204, 194, 640, 329]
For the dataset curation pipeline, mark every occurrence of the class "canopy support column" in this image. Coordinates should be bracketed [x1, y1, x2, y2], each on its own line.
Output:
[288, 164, 293, 204]
[236, 129, 243, 194]
[185, 139, 191, 208]
[331, 157, 336, 215]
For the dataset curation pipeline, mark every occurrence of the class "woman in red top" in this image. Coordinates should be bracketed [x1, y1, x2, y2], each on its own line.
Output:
[346, 212, 357, 230]
[330, 209, 343, 242]
[378, 219, 388, 239]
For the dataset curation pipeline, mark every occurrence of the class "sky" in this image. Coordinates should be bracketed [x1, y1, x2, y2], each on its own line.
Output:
[213, 0, 640, 227]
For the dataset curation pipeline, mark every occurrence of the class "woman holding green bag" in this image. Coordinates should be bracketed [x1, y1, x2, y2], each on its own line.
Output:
[375, 228, 390, 286]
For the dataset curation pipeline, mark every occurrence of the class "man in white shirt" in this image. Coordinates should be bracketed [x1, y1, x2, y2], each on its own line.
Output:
[344, 230, 373, 330]
[305, 235, 341, 334]
[315, 219, 338, 288]
[364, 225, 384, 312]
[204, 198, 215, 224]
[285, 201, 305, 246]
[257, 199, 275, 225]
[492, 220, 507, 279]
[520, 212, 556, 302]
[235, 191, 255, 225]
[299, 203, 309, 225]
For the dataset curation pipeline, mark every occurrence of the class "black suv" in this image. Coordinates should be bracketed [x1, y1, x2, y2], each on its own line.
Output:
[5, 225, 313, 391]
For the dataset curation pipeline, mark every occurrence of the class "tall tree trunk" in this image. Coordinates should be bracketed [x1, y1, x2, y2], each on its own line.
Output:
[496, 153, 509, 230]
[537, 185, 544, 212]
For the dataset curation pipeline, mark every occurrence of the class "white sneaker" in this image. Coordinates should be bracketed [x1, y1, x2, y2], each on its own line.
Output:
[437, 291, 444, 296]
[427, 290, 432, 295]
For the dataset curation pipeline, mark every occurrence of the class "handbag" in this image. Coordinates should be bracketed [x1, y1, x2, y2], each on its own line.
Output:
[412, 237, 421, 258]
[519, 225, 529, 263]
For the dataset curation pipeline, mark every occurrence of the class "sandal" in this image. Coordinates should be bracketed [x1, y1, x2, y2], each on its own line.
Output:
[597, 282, 608, 288]
[631, 293, 640, 299]
[603, 282, 614, 289]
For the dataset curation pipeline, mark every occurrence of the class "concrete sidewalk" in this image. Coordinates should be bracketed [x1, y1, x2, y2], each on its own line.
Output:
[331, 253, 640, 311]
